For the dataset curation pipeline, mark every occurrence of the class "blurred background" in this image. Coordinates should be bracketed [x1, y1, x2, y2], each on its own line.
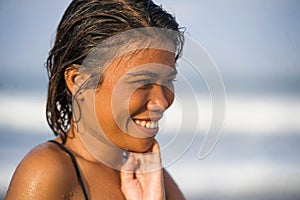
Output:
[1, 0, 300, 199]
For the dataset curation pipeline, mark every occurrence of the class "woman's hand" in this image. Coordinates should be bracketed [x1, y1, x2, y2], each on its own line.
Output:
[120, 141, 165, 200]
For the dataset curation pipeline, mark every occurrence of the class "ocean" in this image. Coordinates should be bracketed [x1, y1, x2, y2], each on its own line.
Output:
[1, 93, 300, 199]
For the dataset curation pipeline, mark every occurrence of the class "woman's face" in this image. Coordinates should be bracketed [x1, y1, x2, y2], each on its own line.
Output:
[94, 48, 176, 153]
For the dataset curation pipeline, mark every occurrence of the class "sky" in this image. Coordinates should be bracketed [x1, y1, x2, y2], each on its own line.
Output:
[160, 0, 300, 94]
[0, 0, 300, 94]
[0, 0, 70, 91]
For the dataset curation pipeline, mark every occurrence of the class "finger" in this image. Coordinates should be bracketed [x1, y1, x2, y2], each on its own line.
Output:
[120, 154, 136, 182]
[151, 140, 160, 153]
[151, 140, 162, 166]
[134, 142, 162, 173]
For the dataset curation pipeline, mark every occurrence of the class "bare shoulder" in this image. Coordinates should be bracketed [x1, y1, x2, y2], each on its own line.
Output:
[163, 168, 186, 200]
[5, 141, 77, 200]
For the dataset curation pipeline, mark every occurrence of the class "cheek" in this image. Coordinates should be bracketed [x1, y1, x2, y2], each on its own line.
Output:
[128, 87, 175, 114]
[94, 92, 112, 125]
[164, 86, 175, 108]
[128, 91, 148, 114]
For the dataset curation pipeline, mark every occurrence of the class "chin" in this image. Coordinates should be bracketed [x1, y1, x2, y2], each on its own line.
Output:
[125, 138, 155, 153]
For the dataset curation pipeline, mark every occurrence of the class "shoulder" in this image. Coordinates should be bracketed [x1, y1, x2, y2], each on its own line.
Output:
[163, 168, 186, 200]
[6, 141, 77, 199]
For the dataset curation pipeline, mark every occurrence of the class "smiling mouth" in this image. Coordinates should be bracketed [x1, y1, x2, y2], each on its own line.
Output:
[134, 119, 159, 129]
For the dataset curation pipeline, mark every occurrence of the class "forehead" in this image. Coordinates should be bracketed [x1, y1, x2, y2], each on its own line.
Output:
[106, 48, 176, 76]
[125, 63, 177, 80]
[127, 48, 175, 66]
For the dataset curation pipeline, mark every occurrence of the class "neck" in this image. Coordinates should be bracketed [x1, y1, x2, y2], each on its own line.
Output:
[66, 124, 124, 170]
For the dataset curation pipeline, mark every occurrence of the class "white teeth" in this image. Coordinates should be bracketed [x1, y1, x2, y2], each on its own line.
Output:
[150, 122, 155, 129]
[134, 120, 158, 129]
[146, 122, 151, 129]
[141, 121, 146, 127]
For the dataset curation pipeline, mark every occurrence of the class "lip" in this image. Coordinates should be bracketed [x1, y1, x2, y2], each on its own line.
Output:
[132, 114, 163, 122]
[130, 114, 163, 138]
[134, 122, 159, 138]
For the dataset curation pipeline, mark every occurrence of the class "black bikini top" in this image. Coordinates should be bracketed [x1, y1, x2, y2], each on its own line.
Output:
[48, 140, 89, 200]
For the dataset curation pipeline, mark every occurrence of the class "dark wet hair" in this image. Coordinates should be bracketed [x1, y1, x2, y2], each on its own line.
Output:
[46, 0, 184, 143]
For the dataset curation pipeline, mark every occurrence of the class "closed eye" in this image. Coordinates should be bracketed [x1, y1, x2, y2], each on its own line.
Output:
[131, 79, 153, 89]
[163, 77, 176, 86]
[134, 79, 152, 84]
[166, 78, 176, 84]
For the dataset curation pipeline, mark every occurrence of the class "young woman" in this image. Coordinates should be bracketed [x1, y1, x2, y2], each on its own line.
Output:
[6, 0, 185, 199]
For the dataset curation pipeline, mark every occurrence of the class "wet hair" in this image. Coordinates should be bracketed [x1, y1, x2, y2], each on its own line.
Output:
[46, 0, 184, 143]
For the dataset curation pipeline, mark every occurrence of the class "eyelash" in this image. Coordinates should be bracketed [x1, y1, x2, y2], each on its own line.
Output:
[165, 78, 176, 84]
[136, 79, 152, 85]
[130, 77, 176, 90]
[133, 79, 176, 84]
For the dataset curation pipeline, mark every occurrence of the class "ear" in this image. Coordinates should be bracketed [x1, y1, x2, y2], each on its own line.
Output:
[64, 65, 88, 95]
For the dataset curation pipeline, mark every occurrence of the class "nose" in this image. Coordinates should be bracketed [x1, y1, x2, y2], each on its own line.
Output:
[147, 85, 170, 113]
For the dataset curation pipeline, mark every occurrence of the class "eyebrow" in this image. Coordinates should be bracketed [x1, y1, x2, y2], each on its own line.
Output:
[126, 69, 177, 78]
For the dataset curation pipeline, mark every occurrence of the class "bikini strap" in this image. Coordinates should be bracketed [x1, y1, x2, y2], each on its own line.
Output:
[48, 140, 89, 200]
